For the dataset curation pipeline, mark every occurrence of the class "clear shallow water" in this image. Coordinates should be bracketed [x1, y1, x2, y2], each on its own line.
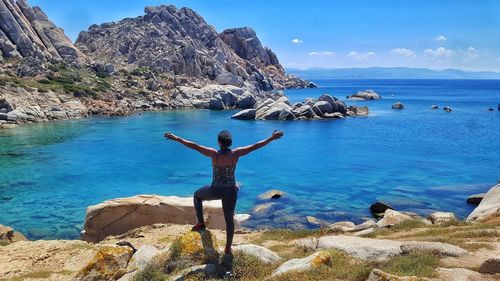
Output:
[0, 79, 499, 239]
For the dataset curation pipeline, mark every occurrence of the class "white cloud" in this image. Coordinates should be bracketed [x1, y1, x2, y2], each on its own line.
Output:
[391, 48, 416, 58]
[309, 51, 335, 56]
[347, 51, 376, 61]
[424, 47, 454, 59]
[291, 38, 303, 44]
[435, 35, 447, 42]
[466, 47, 479, 59]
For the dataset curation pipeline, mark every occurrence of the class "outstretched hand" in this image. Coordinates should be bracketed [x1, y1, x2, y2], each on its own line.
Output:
[164, 132, 180, 141]
[271, 130, 284, 140]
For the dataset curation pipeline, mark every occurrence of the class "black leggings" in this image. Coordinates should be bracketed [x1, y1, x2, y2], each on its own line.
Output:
[194, 185, 238, 249]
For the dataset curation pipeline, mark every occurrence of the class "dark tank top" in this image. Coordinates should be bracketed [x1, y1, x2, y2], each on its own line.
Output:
[211, 149, 236, 188]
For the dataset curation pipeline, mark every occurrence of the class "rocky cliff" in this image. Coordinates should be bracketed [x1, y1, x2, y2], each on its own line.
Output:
[0, 0, 85, 75]
[75, 5, 313, 91]
[0, 1, 316, 128]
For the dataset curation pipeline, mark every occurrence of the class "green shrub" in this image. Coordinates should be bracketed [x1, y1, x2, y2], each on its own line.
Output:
[132, 265, 166, 281]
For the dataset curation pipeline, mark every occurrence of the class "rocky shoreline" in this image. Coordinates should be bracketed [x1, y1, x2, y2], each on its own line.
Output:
[1, 182, 499, 280]
[0, 0, 317, 129]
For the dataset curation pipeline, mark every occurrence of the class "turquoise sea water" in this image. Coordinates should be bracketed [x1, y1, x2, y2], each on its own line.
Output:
[1, 79, 499, 239]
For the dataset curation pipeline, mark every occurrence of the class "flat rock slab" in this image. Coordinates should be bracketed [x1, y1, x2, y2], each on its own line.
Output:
[367, 269, 429, 281]
[297, 235, 468, 261]
[297, 235, 403, 261]
[436, 267, 496, 281]
[82, 194, 243, 242]
[234, 244, 281, 263]
[401, 241, 468, 257]
[272, 251, 331, 276]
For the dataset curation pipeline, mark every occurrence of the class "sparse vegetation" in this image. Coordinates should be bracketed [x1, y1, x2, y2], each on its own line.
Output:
[382, 251, 439, 277]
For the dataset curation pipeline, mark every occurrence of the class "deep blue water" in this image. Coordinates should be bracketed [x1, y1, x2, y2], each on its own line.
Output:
[0, 79, 499, 239]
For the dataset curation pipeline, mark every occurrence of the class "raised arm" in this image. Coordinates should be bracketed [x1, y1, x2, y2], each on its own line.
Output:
[234, 130, 284, 157]
[164, 132, 218, 158]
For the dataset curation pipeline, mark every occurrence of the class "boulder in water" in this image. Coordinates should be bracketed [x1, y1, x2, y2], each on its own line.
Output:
[431, 105, 439, 109]
[391, 102, 404, 109]
[348, 90, 381, 100]
[443, 106, 452, 112]
[231, 108, 256, 120]
[370, 201, 394, 215]
[466, 193, 485, 205]
[467, 183, 500, 222]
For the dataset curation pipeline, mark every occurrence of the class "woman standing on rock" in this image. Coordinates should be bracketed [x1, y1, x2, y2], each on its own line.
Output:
[164, 130, 284, 254]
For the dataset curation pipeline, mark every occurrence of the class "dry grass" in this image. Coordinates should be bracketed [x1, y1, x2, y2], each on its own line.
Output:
[8, 270, 73, 281]
[381, 251, 440, 278]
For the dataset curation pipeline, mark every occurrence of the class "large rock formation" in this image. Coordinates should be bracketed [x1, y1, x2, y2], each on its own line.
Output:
[81, 194, 246, 243]
[75, 5, 311, 91]
[467, 183, 500, 222]
[0, 0, 85, 72]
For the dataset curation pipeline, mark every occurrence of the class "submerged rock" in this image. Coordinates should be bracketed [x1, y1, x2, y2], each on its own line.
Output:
[431, 105, 439, 109]
[391, 102, 404, 109]
[443, 106, 452, 112]
[258, 189, 285, 200]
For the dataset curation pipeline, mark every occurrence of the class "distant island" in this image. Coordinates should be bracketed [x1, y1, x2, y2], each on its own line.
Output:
[286, 67, 500, 80]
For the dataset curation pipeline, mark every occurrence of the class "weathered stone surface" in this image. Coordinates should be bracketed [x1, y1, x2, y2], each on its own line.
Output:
[170, 264, 217, 281]
[328, 221, 356, 232]
[0, 224, 27, 243]
[177, 230, 219, 263]
[75, 246, 133, 281]
[349, 90, 381, 100]
[366, 269, 430, 281]
[0, 0, 85, 69]
[478, 258, 500, 274]
[237, 92, 257, 109]
[437, 267, 493, 281]
[370, 201, 394, 214]
[354, 219, 378, 231]
[271, 251, 331, 276]
[313, 101, 334, 114]
[428, 212, 456, 224]
[466, 193, 485, 205]
[234, 244, 281, 263]
[75, 5, 310, 90]
[400, 241, 467, 257]
[258, 189, 285, 200]
[392, 102, 404, 109]
[297, 235, 403, 261]
[377, 209, 413, 227]
[467, 183, 500, 222]
[81, 194, 243, 242]
[231, 108, 255, 120]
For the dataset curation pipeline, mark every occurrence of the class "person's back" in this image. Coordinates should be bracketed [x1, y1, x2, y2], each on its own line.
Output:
[164, 129, 283, 254]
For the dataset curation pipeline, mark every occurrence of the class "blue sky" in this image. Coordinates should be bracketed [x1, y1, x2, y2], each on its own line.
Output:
[30, 0, 500, 71]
